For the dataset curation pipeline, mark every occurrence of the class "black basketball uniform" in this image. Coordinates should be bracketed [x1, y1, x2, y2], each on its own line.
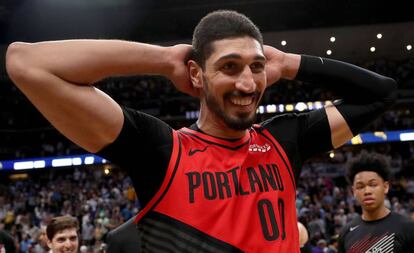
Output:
[338, 212, 414, 253]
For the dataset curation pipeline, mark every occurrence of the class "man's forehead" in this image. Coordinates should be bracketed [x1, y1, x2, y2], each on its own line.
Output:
[53, 228, 77, 239]
[354, 171, 382, 182]
[209, 37, 264, 61]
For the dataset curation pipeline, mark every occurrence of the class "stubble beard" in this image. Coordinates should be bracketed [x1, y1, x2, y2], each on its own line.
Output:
[203, 77, 258, 131]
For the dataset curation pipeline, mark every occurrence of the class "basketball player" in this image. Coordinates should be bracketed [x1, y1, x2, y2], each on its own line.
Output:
[0, 228, 15, 253]
[6, 10, 396, 252]
[338, 152, 414, 252]
[106, 215, 140, 253]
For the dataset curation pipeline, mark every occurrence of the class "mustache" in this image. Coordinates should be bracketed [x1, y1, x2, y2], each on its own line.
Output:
[225, 90, 261, 98]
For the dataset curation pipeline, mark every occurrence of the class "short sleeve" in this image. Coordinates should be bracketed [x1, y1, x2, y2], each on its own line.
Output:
[97, 106, 174, 207]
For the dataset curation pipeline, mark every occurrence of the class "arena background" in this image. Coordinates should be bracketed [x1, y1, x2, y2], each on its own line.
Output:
[0, 0, 413, 252]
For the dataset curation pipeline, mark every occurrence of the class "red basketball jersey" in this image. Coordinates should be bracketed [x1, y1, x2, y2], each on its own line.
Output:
[136, 125, 300, 252]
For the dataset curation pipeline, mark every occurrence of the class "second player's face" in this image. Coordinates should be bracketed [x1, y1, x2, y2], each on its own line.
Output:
[352, 171, 389, 213]
[200, 37, 267, 130]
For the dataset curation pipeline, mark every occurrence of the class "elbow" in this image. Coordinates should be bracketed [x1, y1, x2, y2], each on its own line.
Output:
[381, 77, 398, 107]
[5, 42, 32, 84]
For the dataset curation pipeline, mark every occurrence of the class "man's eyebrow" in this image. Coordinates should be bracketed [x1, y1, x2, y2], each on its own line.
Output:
[254, 55, 266, 61]
[216, 53, 242, 62]
[214, 53, 266, 64]
[355, 178, 378, 185]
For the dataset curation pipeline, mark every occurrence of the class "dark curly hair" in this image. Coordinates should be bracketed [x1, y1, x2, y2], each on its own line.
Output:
[192, 10, 263, 69]
[346, 151, 391, 184]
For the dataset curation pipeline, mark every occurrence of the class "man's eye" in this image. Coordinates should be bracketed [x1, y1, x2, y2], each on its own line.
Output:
[222, 62, 236, 70]
[251, 62, 264, 72]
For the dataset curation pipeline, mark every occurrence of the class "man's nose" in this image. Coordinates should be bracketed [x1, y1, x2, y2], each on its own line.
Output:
[64, 239, 72, 248]
[363, 186, 373, 194]
[235, 66, 256, 93]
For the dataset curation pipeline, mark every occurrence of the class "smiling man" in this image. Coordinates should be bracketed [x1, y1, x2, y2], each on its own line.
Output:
[338, 152, 414, 253]
[46, 216, 79, 253]
[6, 9, 397, 252]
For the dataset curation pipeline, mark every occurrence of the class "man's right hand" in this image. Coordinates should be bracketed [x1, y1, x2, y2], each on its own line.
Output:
[166, 44, 200, 98]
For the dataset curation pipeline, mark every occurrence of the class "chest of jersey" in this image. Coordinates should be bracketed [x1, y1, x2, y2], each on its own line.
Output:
[142, 127, 299, 252]
[342, 214, 412, 253]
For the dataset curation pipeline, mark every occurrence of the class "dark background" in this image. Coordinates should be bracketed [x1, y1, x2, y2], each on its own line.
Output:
[1, 0, 413, 68]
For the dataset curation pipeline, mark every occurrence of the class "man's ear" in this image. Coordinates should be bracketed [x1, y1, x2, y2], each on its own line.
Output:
[188, 60, 203, 89]
[47, 239, 52, 249]
[384, 181, 390, 194]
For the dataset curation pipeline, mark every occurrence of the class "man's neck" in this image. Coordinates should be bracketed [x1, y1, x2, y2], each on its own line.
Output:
[196, 121, 247, 139]
[362, 206, 390, 221]
[197, 109, 248, 139]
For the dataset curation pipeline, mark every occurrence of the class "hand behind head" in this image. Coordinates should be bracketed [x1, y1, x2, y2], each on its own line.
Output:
[167, 44, 200, 98]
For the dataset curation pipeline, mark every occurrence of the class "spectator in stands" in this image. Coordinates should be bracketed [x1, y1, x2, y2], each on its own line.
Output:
[326, 234, 339, 253]
[6, 9, 397, 252]
[46, 216, 79, 253]
[312, 239, 328, 253]
[32, 225, 49, 253]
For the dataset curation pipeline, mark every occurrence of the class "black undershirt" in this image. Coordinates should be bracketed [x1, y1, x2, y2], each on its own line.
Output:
[97, 107, 330, 207]
[97, 55, 396, 208]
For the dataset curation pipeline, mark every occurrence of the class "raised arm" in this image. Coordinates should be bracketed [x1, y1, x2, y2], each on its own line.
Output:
[264, 46, 397, 149]
[5, 40, 194, 152]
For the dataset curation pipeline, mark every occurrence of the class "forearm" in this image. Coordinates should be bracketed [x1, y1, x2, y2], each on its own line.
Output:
[296, 55, 397, 102]
[281, 53, 301, 80]
[6, 39, 172, 85]
[296, 55, 398, 134]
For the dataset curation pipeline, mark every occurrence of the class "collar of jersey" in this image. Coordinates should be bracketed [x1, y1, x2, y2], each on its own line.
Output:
[181, 127, 251, 149]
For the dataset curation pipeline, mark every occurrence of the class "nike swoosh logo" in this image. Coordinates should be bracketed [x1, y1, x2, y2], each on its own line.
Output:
[188, 146, 209, 156]
[350, 225, 359, 232]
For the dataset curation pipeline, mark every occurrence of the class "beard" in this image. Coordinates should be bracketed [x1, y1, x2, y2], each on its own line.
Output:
[203, 77, 259, 131]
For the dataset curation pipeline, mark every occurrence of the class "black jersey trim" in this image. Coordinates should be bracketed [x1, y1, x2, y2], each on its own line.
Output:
[179, 129, 250, 151]
[135, 132, 183, 223]
[137, 211, 244, 253]
[257, 127, 296, 191]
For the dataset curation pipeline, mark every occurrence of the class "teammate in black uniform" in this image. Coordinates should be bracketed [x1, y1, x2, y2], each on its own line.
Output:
[106, 215, 140, 253]
[0, 229, 16, 253]
[338, 152, 414, 253]
[6, 10, 397, 252]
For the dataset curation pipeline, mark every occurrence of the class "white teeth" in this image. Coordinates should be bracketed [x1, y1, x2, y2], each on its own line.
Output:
[231, 97, 253, 106]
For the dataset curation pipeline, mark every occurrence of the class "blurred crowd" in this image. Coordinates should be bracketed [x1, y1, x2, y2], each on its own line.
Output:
[0, 57, 413, 160]
[0, 168, 139, 253]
